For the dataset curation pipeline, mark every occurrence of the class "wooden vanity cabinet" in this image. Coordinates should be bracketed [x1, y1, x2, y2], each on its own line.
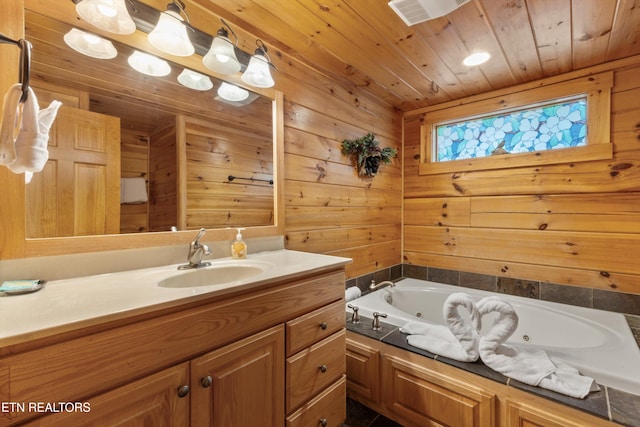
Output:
[1, 269, 346, 426]
[285, 300, 347, 427]
[25, 326, 285, 427]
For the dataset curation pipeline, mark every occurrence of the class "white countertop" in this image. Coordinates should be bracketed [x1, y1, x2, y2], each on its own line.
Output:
[0, 249, 351, 347]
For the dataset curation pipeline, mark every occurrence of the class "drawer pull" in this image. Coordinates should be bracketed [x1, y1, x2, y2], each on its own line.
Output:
[201, 375, 212, 388]
[319, 364, 328, 373]
[177, 385, 190, 398]
[320, 322, 328, 330]
[319, 418, 328, 427]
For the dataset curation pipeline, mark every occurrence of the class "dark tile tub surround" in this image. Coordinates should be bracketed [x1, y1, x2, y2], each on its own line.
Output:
[351, 264, 640, 317]
[409, 264, 640, 317]
[344, 264, 640, 426]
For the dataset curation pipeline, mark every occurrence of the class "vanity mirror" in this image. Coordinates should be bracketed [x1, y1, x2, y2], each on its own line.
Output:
[0, 0, 284, 259]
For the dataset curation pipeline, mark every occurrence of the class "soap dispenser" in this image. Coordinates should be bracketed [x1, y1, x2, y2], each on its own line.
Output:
[231, 228, 247, 259]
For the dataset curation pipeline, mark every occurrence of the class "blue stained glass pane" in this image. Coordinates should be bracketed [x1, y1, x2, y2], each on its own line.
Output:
[435, 97, 587, 162]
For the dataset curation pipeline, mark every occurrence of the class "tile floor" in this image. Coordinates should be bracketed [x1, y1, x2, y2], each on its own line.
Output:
[342, 398, 403, 427]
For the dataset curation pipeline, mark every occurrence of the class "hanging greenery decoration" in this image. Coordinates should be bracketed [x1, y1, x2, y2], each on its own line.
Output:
[341, 133, 398, 177]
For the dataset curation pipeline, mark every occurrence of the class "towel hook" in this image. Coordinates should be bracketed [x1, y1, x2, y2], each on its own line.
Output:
[0, 33, 31, 103]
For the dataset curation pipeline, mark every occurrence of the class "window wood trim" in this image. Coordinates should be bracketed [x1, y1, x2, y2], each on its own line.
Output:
[419, 72, 613, 176]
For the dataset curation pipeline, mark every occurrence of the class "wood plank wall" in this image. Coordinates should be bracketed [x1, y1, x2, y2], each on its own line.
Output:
[149, 125, 178, 232]
[120, 129, 150, 233]
[180, 115, 274, 230]
[279, 66, 403, 279]
[403, 57, 640, 296]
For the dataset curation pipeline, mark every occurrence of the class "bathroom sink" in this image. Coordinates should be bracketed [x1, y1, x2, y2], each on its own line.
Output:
[158, 262, 268, 288]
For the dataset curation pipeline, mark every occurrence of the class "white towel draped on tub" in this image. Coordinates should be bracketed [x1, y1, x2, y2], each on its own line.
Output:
[0, 84, 61, 182]
[401, 292, 481, 362]
[477, 296, 599, 399]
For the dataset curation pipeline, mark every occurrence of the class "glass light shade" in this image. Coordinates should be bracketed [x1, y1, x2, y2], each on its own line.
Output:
[463, 51, 490, 66]
[217, 82, 249, 102]
[76, 0, 136, 35]
[64, 28, 117, 59]
[202, 35, 241, 74]
[128, 51, 171, 76]
[148, 10, 194, 57]
[178, 69, 213, 91]
[241, 54, 274, 88]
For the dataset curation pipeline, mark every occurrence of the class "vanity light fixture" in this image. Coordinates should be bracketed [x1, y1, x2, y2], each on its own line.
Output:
[75, 0, 136, 35]
[178, 69, 213, 91]
[463, 51, 490, 67]
[63, 28, 117, 59]
[217, 82, 249, 102]
[148, 1, 194, 57]
[241, 40, 275, 88]
[128, 50, 171, 76]
[202, 20, 241, 74]
[73, 0, 277, 88]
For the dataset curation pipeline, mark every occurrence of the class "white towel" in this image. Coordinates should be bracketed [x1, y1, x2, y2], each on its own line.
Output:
[0, 84, 22, 165]
[477, 296, 598, 398]
[345, 286, 361, 302]
[401, 293, 481, 362]
[0, 84, 61, 181]
[120, 177, 148, 204]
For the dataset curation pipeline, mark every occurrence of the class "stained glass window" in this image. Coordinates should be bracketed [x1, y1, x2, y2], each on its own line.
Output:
[435, 96, 587, 162]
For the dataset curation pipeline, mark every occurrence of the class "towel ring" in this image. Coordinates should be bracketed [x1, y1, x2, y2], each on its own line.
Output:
[0, 33, 31, 103]
[18, 39, 32, 103]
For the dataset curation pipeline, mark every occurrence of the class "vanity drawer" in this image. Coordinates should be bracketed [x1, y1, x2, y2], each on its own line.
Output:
[286, 375, 346, 427]
[286, 299, 345, 356]
[286, 329, 346, 412]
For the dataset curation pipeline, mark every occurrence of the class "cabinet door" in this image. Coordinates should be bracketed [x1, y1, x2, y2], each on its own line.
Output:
[24, 363, 190, 426]
[505, 399, 616, 427]
[346, 337, 380, 405]
[190, 325, 285, 427]
[383, 355, 495, 427]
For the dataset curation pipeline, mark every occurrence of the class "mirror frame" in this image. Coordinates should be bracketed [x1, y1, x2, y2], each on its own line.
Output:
[0, 0, 284, 260]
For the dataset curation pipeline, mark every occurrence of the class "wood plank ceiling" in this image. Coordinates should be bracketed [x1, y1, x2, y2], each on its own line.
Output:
[190, 0, 640, 111]
[27, 0, 640, 116]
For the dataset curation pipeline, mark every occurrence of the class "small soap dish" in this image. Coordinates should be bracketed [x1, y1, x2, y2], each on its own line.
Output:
[0, 280, 45, 296]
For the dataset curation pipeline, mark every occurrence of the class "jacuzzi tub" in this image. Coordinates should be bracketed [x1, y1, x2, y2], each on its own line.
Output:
[346, 278, 640, 396]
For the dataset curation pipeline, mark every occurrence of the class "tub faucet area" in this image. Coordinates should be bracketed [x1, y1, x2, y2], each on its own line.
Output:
[178, 228, 212, 270]
[369, 280, 395, 291]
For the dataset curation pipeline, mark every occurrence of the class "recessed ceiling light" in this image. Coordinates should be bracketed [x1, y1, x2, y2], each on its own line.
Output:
[463, 51, 490, 67]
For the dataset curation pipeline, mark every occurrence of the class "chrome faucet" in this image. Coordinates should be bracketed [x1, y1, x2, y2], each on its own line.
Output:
[369, 280, 395, 291]
[178, 228, 212, 270]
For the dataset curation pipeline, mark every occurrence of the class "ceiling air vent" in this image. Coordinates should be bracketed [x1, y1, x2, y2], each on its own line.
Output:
[388, 0, 471, 26]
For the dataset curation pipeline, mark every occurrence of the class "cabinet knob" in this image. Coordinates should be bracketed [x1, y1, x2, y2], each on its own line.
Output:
[201, 375, 212, 388]
[319, 418, 328, 427]
[319, 364, 328, 373]
[177, 385, 190, 398]
[320, 322, 328, 330]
